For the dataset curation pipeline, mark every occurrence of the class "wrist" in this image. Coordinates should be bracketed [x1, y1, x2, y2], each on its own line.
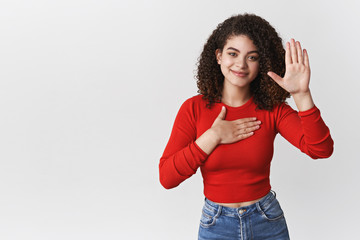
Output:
[195, 128, 221, 155]
[291, 91, 315, 111]
[291, 90, 311, 99]
[207, 128, 221, 145]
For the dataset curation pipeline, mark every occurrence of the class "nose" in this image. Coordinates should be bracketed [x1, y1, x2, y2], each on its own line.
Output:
[235, 57, 247, 69]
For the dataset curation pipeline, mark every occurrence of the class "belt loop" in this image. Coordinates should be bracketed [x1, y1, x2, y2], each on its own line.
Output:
[256, 201, 262, 213]
[270, 189, 276, 198]
[216, 205, 222, 217]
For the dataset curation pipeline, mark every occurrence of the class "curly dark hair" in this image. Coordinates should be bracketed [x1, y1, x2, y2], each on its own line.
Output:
[196, 13, 290, 110]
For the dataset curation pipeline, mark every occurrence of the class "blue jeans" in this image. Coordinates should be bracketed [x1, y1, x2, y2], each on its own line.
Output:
[198, 190, 290, 240]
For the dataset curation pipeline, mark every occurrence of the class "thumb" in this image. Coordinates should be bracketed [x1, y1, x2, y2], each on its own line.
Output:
[267, 71, 283, 87]
[217, 106, 226, 120]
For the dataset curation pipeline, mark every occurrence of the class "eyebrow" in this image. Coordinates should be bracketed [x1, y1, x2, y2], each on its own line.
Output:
[226, 47, 259, 54]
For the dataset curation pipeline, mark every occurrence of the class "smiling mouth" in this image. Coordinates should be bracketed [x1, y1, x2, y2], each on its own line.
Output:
[231, 70, 248, 77]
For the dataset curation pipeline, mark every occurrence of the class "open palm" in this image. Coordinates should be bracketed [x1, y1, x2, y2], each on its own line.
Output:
[268, 39, 311, 95]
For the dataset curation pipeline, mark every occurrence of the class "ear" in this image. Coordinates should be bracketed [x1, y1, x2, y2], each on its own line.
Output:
[215, 49, 222, 64]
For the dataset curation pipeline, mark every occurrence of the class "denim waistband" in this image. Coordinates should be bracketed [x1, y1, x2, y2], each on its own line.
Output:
[204, 190, 276, 217]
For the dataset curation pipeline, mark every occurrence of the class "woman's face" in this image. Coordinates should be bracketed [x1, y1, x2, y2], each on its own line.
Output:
[216, 35, 260, 90]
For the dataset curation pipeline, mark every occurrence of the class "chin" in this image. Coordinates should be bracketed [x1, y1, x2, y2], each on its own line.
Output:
[229, 79, 253, 88]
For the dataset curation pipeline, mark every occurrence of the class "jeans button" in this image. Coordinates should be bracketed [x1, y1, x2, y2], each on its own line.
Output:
[239, 209, 246, 214]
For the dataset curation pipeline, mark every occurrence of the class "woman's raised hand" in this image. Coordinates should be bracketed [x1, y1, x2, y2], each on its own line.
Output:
[211, 106, 261, 144]
[267, 39, 311, 95]
[267, 38, 315, 111]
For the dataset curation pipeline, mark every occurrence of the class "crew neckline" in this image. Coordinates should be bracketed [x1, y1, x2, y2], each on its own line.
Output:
[220, 96, 254, 111]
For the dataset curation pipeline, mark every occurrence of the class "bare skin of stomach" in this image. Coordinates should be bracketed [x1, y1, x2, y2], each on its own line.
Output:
[214, 196, 265, 208]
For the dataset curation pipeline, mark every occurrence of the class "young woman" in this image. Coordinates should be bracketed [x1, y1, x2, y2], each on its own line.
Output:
[159, 13, 333, 240]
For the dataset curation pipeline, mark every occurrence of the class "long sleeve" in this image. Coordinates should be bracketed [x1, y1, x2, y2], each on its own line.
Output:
[159, 98, 208, 189]
[275, 104, 334, 159]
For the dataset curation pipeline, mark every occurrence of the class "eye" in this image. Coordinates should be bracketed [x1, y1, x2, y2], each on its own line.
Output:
[248, 55, 259, 61]
[228, 52, 237, 57]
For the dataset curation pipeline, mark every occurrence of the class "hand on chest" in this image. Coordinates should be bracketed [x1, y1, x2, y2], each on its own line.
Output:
[197, 106, 277, 172]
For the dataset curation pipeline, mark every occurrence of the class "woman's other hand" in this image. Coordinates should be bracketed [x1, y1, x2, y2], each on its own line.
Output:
[210, 106, 261, 144]
[195, 106, 261, 155]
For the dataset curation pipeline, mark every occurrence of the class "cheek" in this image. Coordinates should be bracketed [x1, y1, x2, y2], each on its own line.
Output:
[219, 59, 232, 74]
[219, 65, 228, 76]
[220, 56, 233, 67]
[250, 63, 259, 75]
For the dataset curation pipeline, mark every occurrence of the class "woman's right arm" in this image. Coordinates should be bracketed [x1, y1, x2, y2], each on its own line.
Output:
[159, 100, 261, 189]
[159, 99, 207, 189]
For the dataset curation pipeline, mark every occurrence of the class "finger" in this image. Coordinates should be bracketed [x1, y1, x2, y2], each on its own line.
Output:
[303, 49, 310, 68]
[233, 117, 257, 125]
[217, 106, 226, 120]
[267, 71, 284, 87]
[290, 38, 298, 63]
[235, 120, 261, 128]
[236, 125, 260, 135]
[285, 42, 291, 65]
[236, 132, 254, 141]
[296, 41, 303, 64]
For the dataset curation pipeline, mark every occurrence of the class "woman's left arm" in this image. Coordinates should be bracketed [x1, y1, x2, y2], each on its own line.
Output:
[274, 103, 334, 159]
[268, 39, 334, 159]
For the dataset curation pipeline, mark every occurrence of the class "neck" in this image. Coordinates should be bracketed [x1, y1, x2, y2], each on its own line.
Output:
[221, 83, 252, 107]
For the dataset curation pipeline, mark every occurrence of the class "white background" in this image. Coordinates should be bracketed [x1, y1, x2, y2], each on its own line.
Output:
[0, 0, 359, 239]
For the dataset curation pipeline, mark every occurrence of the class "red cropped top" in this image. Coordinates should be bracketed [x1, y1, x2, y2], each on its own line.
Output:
[159, 95, 334, 203]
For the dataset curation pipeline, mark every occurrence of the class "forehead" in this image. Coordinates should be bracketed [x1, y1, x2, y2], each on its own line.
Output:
[224, 35, 257, 51]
